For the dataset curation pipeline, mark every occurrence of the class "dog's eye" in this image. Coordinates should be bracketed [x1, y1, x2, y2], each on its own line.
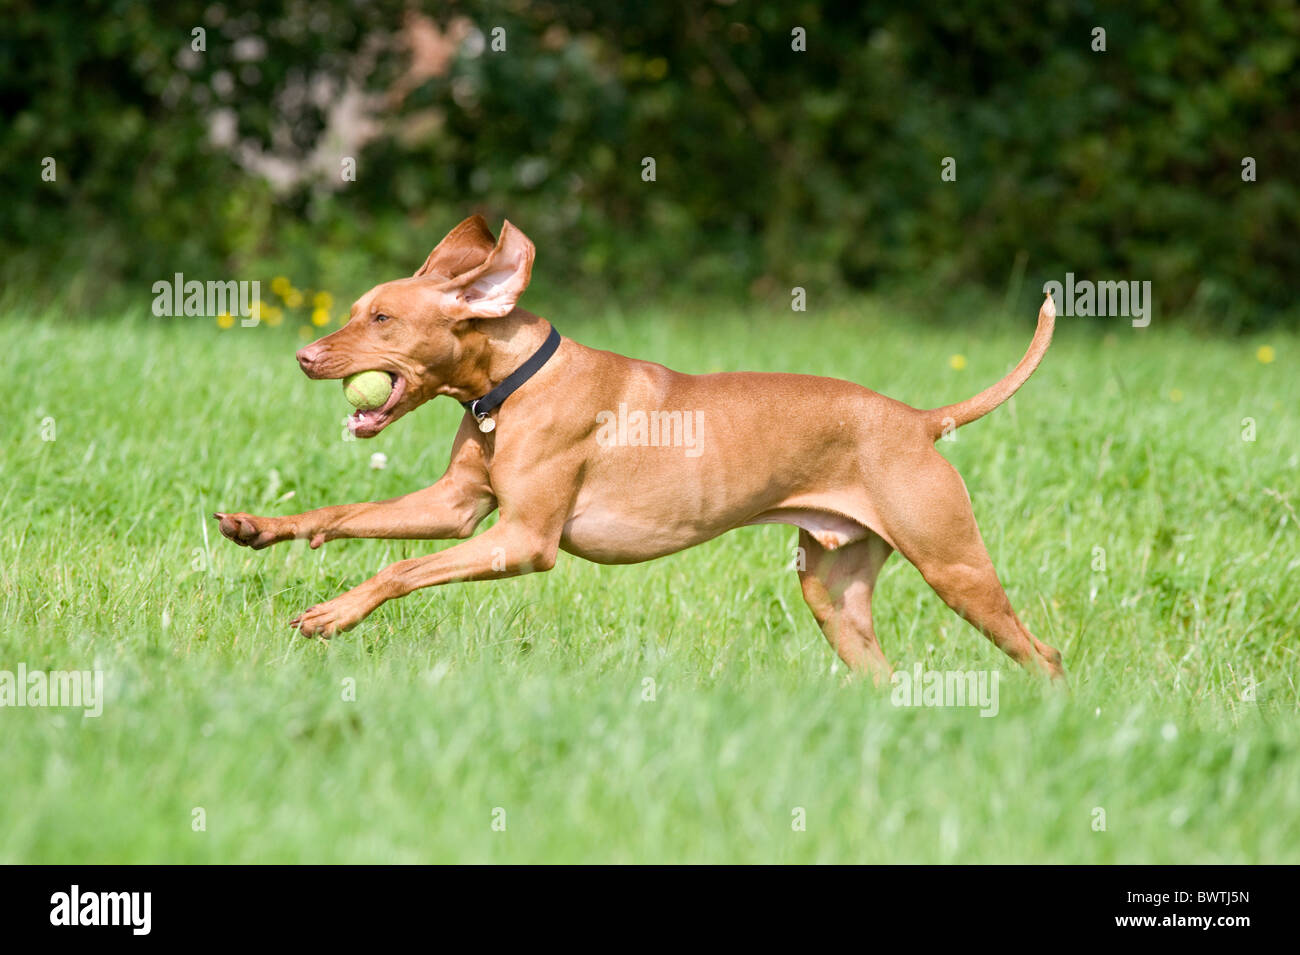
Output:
[374, 313, 391, 323]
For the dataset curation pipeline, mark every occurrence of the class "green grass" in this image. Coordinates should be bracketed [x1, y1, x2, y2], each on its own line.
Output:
[1, 299, 1297, 863]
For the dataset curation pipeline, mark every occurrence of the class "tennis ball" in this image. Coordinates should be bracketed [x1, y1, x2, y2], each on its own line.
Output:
[342, 371, 392, 410]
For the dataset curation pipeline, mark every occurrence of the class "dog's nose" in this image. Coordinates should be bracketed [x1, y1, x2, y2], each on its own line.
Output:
[296, 344, 323, 373]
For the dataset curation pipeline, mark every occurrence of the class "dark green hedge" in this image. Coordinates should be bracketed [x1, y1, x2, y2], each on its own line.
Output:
[2, 1, 1296, 327]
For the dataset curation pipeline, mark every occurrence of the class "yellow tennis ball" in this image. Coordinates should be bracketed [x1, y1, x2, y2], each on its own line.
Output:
[342, 371, 392, 410]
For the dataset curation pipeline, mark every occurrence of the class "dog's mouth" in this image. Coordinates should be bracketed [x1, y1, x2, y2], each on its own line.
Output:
[347, 372, 407, 438]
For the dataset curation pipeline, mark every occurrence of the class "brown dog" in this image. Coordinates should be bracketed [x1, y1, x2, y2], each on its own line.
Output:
[215, 215, 1064, 680]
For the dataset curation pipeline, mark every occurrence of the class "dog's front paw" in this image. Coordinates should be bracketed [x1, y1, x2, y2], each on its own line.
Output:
[289, 593, 373, 639]
[213, 512, 291, 550]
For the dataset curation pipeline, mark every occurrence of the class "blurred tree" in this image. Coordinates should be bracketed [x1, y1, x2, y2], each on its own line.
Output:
[1, 0, 1296, 327]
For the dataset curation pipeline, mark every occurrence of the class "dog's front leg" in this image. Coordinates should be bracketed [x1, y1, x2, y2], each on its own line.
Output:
[216, 478, 494, 550]
[216, 420, 494, 549]
[288, 521, 561, 638]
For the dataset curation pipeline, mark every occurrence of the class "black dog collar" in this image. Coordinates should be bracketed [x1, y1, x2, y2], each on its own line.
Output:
[461, 325, 561, 433]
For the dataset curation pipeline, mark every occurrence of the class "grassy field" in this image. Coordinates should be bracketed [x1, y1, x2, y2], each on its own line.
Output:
[1, 297, 1297, 863]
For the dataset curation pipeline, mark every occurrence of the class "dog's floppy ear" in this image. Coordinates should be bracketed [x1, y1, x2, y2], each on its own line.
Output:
[439, 220, 535, 320]
[414, 215, 497, 280]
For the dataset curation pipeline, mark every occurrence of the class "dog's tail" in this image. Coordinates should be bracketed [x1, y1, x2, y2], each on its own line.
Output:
[923, 292, 1056, 440]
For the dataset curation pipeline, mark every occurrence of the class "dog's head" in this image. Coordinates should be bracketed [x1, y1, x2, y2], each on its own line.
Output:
[295, 215, 535, 437]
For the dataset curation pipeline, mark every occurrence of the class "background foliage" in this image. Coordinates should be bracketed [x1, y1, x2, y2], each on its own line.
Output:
[3, 0, 1297, 327]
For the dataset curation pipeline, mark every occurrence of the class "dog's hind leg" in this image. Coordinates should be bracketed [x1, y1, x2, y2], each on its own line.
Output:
[796, 529, 894, 682]
[880, 452, 1064, 679]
